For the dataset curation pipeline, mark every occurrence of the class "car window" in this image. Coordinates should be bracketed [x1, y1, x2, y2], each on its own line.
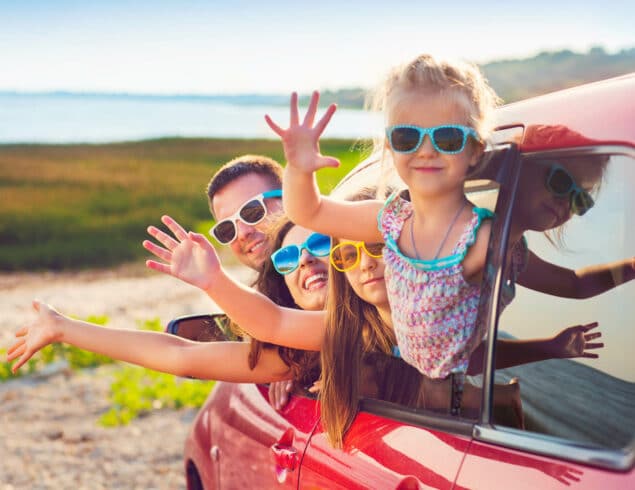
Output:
[492, 150, 635, 451]
[354, 147, 505, 421]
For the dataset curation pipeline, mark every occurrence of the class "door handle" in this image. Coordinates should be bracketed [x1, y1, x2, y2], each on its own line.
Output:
[270, 442, 298, 471]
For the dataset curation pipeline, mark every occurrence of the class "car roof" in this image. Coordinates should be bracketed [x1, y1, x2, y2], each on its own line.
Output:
[333, 74, 635, 198]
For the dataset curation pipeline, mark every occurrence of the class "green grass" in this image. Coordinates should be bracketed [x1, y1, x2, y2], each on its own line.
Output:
[0, 137, 367, 271]
[99, 366, 215, 427]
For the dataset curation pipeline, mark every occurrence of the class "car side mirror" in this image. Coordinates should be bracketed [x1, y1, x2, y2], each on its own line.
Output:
[166, 313, 242, 342]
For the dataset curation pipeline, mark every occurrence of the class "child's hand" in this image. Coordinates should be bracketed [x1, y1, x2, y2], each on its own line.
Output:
[7, 300, 64, 373]
[308, 379, 322, 394]
[144, 215, 221, 292]
[265, 91, 340, 174]
[550, 322, 603, 359]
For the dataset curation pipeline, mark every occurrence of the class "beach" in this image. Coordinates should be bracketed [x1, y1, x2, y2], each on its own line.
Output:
[0, 263, 252, 489]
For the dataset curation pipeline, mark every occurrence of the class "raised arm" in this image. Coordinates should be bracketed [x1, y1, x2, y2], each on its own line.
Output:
[265, 91, 383, 242]
[7, 301, 292, 382]
[144, 215, 325, 350]
[518, 250, 635, 299]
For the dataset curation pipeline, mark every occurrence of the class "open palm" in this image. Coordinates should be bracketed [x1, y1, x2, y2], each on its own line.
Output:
[7, 300, 62, 373]
[265, 91, 340, 173]
[144, 215, 220, 292]
[552, 322, 603, 359]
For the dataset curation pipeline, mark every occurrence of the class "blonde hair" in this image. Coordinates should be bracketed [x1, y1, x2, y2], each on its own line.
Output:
[365, 54, 501, 194]
[368, 53, 500, 140]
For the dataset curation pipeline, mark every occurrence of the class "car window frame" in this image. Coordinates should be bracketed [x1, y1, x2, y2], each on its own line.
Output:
[334, 143, 521, 439]
[473, 143, 635, 472]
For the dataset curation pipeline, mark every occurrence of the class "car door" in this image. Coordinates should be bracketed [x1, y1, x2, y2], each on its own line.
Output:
[457, 77, 635, 488]
[206, 381, 320, 489]
[299, 409, 472, 489]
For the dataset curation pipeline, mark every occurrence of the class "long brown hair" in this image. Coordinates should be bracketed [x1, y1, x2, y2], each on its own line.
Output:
[247, 216, 320, 387]
[319, 244, 396, 447]
[319, 185, 416, 448]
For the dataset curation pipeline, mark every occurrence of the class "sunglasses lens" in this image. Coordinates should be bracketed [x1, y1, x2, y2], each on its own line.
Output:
[239, 199, 267, 224]
[331, 244, 359, 271]
[571, 191, 594, 216]
[212, 220, 236, 244]
[547, 168, 574, 195]
[364, 242, 384, 257]
[272, 246, 300, 275]
[390, 127, 421, 152]
[306, 233, 331, 257]
[433, 127, 465, 152]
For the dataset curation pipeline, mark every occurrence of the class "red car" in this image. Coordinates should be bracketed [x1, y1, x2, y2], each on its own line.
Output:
[171, 74, 635, 489]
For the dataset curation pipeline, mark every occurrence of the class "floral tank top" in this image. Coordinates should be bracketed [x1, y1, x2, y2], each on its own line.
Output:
[378, 193, 494, 379]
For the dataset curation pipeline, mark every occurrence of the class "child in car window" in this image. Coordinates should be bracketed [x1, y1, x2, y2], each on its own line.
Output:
[264, 53, 635, 413]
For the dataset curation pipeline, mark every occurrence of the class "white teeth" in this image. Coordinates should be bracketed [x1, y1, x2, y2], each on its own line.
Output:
[304, 273, 327, 290]
[249, 241, 263, 253]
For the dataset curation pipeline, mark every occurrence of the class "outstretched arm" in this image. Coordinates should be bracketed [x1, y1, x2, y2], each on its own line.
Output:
[144, 215, 325, 350]
[265, 91, 383, 242]
[7, 301, 293, 382]
[518, 251, 635, 299]
[467, 322, 603, 374]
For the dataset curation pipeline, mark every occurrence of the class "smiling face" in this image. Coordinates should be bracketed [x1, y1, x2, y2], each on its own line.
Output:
[386, 90, 483, 200]
[211, 173, 283, 270]
[281, 226, 329, 311]
[514, 156, 604, 233]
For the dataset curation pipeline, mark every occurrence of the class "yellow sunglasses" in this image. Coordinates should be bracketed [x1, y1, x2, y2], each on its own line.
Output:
[330, 241, 384, 272]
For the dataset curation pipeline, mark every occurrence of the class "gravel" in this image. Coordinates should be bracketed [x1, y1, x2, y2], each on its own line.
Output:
[0, 264, 252, 489]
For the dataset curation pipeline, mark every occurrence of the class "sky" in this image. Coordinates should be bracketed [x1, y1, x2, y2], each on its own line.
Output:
[2, 0, 634, 95]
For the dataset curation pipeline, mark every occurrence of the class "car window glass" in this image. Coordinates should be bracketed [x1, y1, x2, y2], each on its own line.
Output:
[493, 152, 635, 450]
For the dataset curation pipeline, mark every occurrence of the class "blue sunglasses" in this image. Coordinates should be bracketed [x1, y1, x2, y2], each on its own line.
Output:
[544, 162, 594, 216]
[386, 124, 479, 154]
[271, 232, 332, 275]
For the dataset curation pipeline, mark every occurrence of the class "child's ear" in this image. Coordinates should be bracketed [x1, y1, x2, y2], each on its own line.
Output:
[468, 140, 485, 167]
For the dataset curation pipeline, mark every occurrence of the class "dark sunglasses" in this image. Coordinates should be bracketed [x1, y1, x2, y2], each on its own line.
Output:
[385, 124, 479, 155]
[330, 241, 384, 272]
[545, 164, 594, 216]
[271, 232, 332, 275]
[209, 189, 282, 244]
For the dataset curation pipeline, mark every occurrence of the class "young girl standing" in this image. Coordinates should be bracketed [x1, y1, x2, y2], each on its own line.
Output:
[265, 53, 633, 412]
[266, 54, 499, 410]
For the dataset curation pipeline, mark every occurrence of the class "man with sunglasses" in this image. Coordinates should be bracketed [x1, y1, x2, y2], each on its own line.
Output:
[206, 154, 301, 409]
[207, 154, 284, 270]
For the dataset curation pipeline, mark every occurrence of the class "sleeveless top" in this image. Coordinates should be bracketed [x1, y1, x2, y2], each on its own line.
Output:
[378, 193, 494, 379]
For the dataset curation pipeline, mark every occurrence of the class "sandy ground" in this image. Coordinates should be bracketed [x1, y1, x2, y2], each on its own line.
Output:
[0, 263, 252, 490]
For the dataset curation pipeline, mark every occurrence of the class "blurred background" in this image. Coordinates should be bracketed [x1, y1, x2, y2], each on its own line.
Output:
[1, 0, 634, 271]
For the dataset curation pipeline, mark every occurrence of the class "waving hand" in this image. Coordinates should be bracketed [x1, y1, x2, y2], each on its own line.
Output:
[265, 91, 340, 173]
[144, 215, 220, 292]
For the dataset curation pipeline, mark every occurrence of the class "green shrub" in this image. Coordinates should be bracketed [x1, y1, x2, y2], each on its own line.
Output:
[99, 366, 215, 427]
